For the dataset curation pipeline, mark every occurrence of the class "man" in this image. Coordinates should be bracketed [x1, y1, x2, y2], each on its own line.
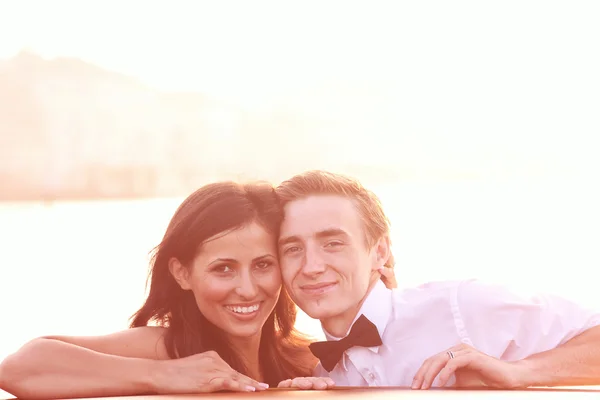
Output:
[275, 170, 600, 389]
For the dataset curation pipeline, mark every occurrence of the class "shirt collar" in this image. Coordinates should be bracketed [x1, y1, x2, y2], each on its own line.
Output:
[321, 279, 393, 370]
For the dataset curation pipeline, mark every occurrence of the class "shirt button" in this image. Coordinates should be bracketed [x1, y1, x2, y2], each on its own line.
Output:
[369, 372, 376, 380]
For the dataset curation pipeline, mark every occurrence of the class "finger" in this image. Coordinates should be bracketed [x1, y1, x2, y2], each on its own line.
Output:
[311, 379, 329, 390]
[210, 356, 263, 384]
[438, 355, 474, 387]
[205, 377, 253, 393]
[412, 357, 433, 389]
[428, 348, 475, 389]
[419, 356, 450, 390]
[231, 371, 269, 391]
[412, 348, 465, 390]
[278, 379, 293, 388]
[293, 377, 314, 389]
[378, 267, 397, 289]
[315, 377, 336, 389]
[224, 379, 256, 392]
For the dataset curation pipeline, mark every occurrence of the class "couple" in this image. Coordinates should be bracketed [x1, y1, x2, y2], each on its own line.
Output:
[1, 170, 600, 399]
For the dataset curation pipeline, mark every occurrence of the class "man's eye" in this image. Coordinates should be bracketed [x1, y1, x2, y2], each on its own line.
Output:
[284, 246, 301, 254]
[325, 241, 343, 248]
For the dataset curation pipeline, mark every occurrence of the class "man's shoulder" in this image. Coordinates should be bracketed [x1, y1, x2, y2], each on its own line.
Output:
[395, 278, 511, 296]
[384, 280, 470, 339]
[394, 279, 465, 297]
[391, 279, 506, 310]
[390, 279, 465, 312]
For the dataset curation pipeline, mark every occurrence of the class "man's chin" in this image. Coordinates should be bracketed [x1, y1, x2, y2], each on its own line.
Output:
[301, 304, 342, 321]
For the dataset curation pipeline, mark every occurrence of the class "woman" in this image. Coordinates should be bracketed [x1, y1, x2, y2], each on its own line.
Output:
[0, 181, 396, 398]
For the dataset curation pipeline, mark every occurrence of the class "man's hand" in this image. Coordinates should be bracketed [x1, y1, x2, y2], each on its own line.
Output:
[153, 351, 269, 393]
[277, 377, 336, 390]
[411, 343, 531, 390]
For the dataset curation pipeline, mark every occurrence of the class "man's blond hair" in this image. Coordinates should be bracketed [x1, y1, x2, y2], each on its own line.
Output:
[275, 170, 395, 268]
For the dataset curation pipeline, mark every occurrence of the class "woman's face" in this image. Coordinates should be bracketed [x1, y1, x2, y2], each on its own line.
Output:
[170, 221, 282, 339]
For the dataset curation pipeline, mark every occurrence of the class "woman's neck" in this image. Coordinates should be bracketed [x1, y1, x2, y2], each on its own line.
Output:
[228, 333, 263, 381]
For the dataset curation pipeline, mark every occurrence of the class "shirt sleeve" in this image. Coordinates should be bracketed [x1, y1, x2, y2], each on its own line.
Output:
[455, 279, 600, 361]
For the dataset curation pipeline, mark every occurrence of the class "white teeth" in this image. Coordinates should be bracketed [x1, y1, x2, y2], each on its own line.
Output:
[227, 304, 260, 314]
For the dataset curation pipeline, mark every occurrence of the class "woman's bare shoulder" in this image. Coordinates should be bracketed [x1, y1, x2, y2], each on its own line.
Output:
[41, 325, 171, 360]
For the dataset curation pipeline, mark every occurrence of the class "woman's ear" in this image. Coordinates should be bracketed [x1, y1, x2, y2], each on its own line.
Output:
[168, 257, 192, 290]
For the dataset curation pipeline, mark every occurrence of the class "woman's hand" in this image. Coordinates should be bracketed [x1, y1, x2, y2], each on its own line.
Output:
[277, 376, 336, 390]
[379, 266, 397, 289]
[154, 351, 269, 393]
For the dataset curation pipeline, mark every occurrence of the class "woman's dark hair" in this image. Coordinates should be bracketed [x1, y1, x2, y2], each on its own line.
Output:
[130, 181, 315, 385]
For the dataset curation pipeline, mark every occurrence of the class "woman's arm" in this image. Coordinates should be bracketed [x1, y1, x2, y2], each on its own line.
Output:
[0, 327, 169, 399]
[0, 327, 265, 399]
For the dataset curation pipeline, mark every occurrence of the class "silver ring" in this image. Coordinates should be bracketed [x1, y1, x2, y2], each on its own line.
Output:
[447, 350, 455, 359]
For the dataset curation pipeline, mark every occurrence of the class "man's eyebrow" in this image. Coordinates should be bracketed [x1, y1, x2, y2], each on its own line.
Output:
[278, 235, 299, 247]
[279, 228, 350, 247]
[315, 228, 349, 239]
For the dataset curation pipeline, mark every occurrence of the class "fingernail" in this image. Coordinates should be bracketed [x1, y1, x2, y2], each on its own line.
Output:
[246, 386, 256, 392]
[259, 383, 269, 389]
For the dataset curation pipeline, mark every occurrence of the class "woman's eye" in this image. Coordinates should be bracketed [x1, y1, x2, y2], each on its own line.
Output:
[214, 265, 234, 273]
[255, 261, 273, 270]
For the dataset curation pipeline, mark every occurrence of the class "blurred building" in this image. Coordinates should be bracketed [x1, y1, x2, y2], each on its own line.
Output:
[0, 52, 331, 200]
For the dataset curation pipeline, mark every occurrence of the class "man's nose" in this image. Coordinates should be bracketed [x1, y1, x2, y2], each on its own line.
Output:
[302, 245, 326, 276]
[235, 271, 259, 299]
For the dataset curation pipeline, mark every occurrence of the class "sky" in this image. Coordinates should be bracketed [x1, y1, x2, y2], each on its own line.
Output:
[1, 0, 599, 178]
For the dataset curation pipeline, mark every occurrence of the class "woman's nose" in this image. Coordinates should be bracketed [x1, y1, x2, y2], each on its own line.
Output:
[235, 272, 259, 299]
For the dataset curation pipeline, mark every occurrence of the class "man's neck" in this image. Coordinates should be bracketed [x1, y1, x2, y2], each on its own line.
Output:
[322, 275, 380, 338]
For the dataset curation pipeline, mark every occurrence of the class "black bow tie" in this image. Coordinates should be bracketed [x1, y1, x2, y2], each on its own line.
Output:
[309, 314, 383, 372]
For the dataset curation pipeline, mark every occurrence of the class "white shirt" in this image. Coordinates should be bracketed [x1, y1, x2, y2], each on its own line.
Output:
[313, 279, 600, 387]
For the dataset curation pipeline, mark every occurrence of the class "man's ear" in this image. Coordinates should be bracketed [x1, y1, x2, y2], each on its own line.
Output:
[372, 235, 391, 270]
[168, 257, 192, 290]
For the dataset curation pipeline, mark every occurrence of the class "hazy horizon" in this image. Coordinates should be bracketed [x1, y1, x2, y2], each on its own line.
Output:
[2, 1, 599, 194]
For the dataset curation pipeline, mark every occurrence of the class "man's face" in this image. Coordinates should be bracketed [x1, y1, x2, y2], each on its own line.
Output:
[278, 195, 383, 336]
